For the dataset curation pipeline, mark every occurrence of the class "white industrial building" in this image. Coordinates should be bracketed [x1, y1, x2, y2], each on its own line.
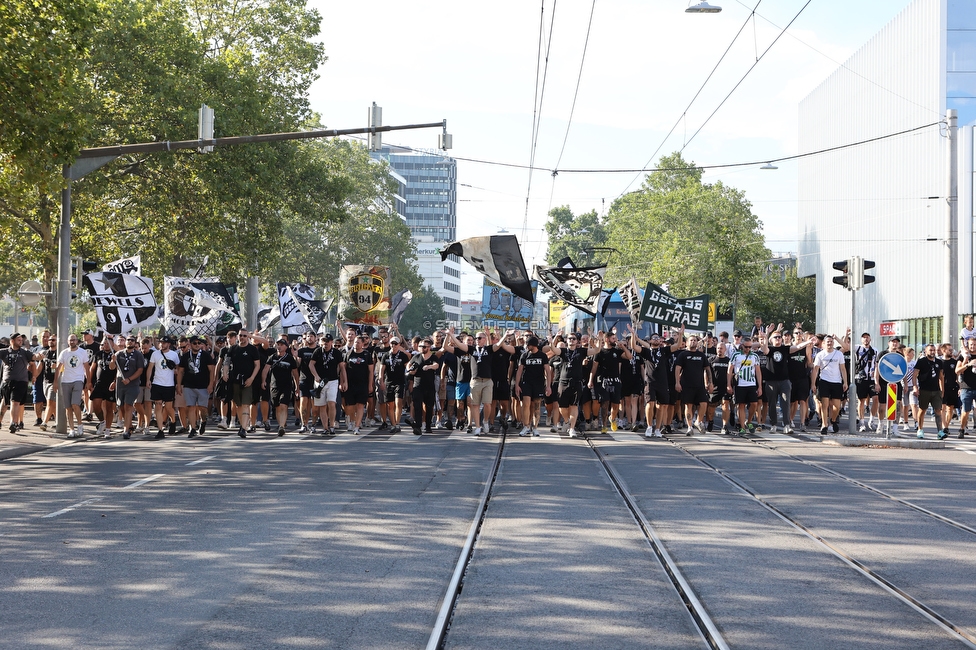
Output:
[798, 0, 976, 348]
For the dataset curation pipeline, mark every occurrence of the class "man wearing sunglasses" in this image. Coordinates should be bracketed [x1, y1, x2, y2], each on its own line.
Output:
[114, 336, 145, 439]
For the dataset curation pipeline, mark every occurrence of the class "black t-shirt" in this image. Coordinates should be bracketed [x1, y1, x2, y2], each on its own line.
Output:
[267, 352, 298, 390]
[675, 349, 710, 389]
[93, 350, 115, 386]
[960, 352, 976, 390]
[454, 349, 472, 384]
[765, 345, 792, 381]
[469, 345, 494, 380]
[854, 345, 877, 381]
[440, 350, 458, 383]
[343, 349, 373, 386]
[593, 347, 625, 380]
[943, 355, 960, 389]
[180, 349, 215, 389]
[296, 346, 317, 382]
[409, 353, 437, 390]
[0, 347, 34, 383]
[914, 356, 942, 392]
[382, 350, 410, 386]
[43, 348, 58, 383]
[555, 347, 587, 384]
[490, 347, 512, 383]
[228, 344, 261, 385]
[788, 348, 809, 383]
[649, 347, 673, 387]
[311, 346, 342, 381]
[518, 350, 548, 385]
[708, 354, 729, 393]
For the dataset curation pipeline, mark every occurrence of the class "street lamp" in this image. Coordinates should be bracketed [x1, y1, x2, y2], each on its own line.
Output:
[686, 1, 722, 13]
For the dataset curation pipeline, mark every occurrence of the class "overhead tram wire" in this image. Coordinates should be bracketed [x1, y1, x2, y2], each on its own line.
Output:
[540, 0, 598, 263]
[680, 0, 813, 153]
[619, 0, 764, 198]
[523, 0, 558, 244]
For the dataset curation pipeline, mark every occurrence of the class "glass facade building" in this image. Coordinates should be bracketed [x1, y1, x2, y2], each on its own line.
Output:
[371, 147, 457, 241]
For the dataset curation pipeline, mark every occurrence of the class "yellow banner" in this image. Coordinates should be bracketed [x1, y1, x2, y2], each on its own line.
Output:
[708, 301, 716, 322]
[549, 299, 567, 323]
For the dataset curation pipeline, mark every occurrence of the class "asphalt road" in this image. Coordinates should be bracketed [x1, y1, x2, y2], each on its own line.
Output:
[1, 425, 975, 649]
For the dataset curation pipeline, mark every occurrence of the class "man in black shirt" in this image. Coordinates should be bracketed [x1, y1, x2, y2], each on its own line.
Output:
[515, 336, 551, 436]
[957, 337, 976, 438]
[589, 331, 631, 433]
[311, 334, 343, 434]
[706, 342, 732, 433]
[445, 327, 516, 435]
[760, 327, 814, 434]
[113, 335, 145, 439]
[263, 339, 299, 436]
[227, 331, 261, 438]
[632, 326, 684, 436]
[674, 334, 712, 434]
[407, 338, 439, 435]
[0, 333, 37, 434]
[911, 343, 944, 439]
[378, 337, 410, 433]
[551, 333, 586, 437]
[177, 336, 215, 438]
[340, 334, 373, 434]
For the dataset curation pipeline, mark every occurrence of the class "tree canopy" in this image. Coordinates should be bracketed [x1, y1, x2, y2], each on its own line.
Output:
[543, 206, 608, 267]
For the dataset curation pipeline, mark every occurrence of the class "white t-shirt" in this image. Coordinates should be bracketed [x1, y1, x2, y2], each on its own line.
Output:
[961, 327, 976, 341]
[814, 349, 846, 383]
[149, 349, 180, 387]
[57, 347, 90, 383]
[729, 351, 760, 387]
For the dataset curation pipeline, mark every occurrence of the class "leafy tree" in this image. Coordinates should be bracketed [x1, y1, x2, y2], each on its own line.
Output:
[544, 206, 607, 266]
[738, 265, 816, 332]
[398, 285, 446, 339]
[604, 152, 769, 308]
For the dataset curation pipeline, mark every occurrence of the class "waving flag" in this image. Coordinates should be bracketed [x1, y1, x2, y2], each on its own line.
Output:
[390, 289, 413, 325]
[102, 255, 141, 276]
[534, 263, 606, 315]
[162, 277, 242, 336]
[441, 235, 533, 302]
[83, 272, 157, 334]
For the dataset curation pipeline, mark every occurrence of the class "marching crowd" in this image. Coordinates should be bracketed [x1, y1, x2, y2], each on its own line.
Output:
[1, 315, 976, 441]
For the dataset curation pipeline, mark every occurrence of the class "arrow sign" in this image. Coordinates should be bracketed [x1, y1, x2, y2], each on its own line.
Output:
[878, 353, 908, 384]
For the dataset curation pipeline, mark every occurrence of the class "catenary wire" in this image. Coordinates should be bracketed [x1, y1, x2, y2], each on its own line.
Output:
[523, 0, 558, 242]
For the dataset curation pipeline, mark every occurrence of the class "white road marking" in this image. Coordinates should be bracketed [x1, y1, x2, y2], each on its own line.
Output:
[185, 456, 215, 466]
[121, 473, 165, 490]
[43, 498, 104, 518]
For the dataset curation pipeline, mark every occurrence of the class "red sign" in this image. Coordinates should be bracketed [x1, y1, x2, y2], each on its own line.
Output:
[880, 322, 897, 337]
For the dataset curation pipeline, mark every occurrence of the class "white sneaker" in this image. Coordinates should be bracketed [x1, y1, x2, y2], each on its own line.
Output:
[77, 425, 84, 438]
[568, 428, 578, 438]
[645, 426, 654, 438]
[473, 426, 483, 436]
[531, 428, 540, 437]
[858, 424, 867, 433]
[96, 421, 105, 435]
[353, 428, 361, 435]
[519, 426, 530, 437]
[217, 421, 229, 430]
[654, 429, 663, 438]
[696, 421, 706, 433]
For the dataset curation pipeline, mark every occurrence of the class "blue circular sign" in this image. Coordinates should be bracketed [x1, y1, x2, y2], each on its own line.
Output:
[878, 352, 908, 384]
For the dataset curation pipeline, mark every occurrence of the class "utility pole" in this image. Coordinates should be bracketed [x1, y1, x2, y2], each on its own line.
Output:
[946, 109, 959, 344]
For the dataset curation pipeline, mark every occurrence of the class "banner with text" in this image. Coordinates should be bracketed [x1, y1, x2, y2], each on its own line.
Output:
[338, 265, 392, 326]
[638, 282, 710, 331]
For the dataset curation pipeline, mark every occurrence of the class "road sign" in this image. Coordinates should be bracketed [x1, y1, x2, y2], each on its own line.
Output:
[885, 383, 898, 421]
[17, 280, 43, 308]
[878, 352, 908, 384]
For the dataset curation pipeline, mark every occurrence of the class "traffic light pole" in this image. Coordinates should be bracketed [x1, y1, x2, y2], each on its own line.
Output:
[849, 289, 857, 435]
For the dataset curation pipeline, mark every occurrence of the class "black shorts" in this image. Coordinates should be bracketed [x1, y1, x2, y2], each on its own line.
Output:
[644, 383, 667, 404]
[581, 385, 595, 403]
[385, 383, 405, 401]
[344, 384, 369, 406]
[790, 378, 811, 402]
[855, 379, 877, 400]
[558, 381, 581, 408]
[1, 380, 30, 405]
[944, 388, 961, 408]
[151, 385, 176, 403]
[680, 386, 709, 405]
[734, 385, 759, 404]
[299, 378, 315, 398]
[519, 380, 546, 400]
[596, 380, 622, 404]
[665, 384, 680, 406]
[708, 391, 732, 405]
[270, 386, 294, 408]
[492, 378, 511, 402]
[215, 379, 231, 401]
[817, 380, 845, 401]
[259, 383, 271, 403]
[91, 381, 115, 402]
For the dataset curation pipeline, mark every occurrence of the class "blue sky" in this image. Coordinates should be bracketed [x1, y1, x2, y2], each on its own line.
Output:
[307, 0, 915, 297]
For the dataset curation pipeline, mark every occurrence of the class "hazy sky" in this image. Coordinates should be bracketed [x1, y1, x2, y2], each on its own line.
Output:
[306, 0, 915, 296]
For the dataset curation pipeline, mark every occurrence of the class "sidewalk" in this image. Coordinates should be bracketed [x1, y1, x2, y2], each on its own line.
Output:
[0, 408, 86, 461]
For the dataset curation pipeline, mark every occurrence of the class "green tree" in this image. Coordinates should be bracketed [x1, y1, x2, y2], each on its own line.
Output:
[398, 285, 446, 339]
[605, 152, 769, 308]
[544, 206, 607, 266]
[738, 265, 816, 332]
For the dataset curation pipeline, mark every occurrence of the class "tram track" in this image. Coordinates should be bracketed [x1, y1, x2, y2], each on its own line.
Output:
[663, 435, 976, 649]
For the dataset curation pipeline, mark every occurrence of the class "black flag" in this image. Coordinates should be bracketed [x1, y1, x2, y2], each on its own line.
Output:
[534, 263, 606, 316]
[441, 235, 534, 302]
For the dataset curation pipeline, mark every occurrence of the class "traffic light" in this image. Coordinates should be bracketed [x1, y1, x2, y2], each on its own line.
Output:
[863, 259, 876, 286]
[832, 259, 851, 289]
[71, 256, 99, 300]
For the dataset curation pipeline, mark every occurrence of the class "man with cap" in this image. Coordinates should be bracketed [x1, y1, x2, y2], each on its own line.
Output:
[310, 333, 343, 434]
[54, 333, 92, 439]
[177, 336, 216, 438]
[226, 330, 262, 438]
[378, 335, 410, 433]
[147, 335, 181, 439]
[113, 334, 145, 439]
[263, 338, 299, 436]
[0, 333, 37, 433]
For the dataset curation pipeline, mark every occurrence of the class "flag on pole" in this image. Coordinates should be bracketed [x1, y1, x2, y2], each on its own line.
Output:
[101, 255, 141, 276]
[338, 265, 392, 325]
[618, 278, 644, 325]
[83, 272, 157, 334]
[390, 289, 413, 325]
[441, 235, 533, 302]
[162, 277, 242, 336]
[637, 282, 710, 331]
[533, 263, 606, 315]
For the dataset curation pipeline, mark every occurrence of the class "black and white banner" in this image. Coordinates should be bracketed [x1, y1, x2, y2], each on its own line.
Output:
[256, 305, 280, 333]
[277, 283, 332, 334]
[619, 278, 643, 325]
[638, 282, 710, 331]
[102, 255, 141, 276]
[441, 235, 534, 302]
[390, 289, 413, 325]
[162, 276, 242, 336]
[83, 272, 157, 334]
[534, 263, 606, 315]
